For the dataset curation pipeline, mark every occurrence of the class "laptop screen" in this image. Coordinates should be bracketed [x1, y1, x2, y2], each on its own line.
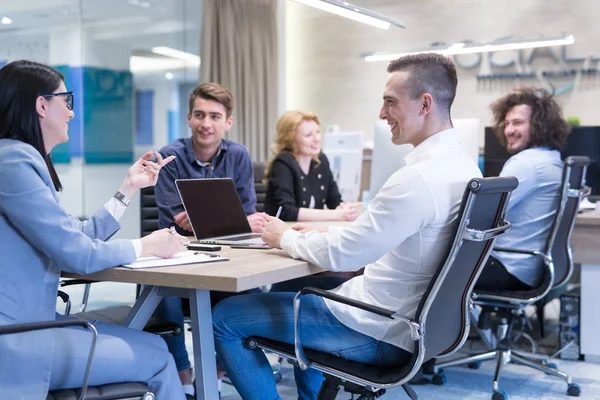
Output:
[175, 178, 252, 240]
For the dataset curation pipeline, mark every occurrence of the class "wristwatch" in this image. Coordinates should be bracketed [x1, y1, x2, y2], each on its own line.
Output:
[113, 191, 131, 207]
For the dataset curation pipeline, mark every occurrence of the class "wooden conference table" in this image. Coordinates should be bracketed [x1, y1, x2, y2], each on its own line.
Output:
[63, 238, 327, 400]
[62, 214, 600, 398]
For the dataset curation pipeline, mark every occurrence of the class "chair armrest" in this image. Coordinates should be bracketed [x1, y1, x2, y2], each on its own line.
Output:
[60, 278, 99, 287]
[0, 318, 90, 335]
[57, 290, 72, 316]
[463, 221, 511, 241]
[300, 287, 422, 340]
[0, 319, 98, 400]
[493, 247, 550, 265]
[494, 247, 537, 255]
[293, 287, 422, 370]
[300, 287, 394, 319]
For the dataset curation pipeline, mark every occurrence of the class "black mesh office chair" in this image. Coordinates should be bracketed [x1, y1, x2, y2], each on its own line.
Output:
[433, 156, 590, 400]
[140, 186, 159, 237]
[254, 162, 268, 213]
[0, 319, 155, 400]
[535, 156, 590, 337]
[247, 176, 518, 400]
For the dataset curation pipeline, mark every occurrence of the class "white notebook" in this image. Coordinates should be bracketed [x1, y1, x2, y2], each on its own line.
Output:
[123, 250, 227, 269]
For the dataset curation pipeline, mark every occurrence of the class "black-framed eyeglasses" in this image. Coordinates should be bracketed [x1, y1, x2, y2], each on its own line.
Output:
[43, 91, 74, 111]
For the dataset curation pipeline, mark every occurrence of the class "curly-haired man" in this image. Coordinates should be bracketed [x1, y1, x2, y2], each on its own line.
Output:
[476, 87, 570, 290]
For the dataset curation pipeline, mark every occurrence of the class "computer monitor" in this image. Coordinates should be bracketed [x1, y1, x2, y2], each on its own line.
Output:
[562, 126, 600, 195]
[369, 121, 413, 197]
[453, 118, 482, 164]
[484, 125, 600, 195]
[483, 126, 511, 177]
[322, 131, 364, 202]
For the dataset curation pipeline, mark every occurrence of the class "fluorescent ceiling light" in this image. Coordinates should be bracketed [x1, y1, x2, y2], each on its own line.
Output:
[130, 56, 195, 73]
[1, 17, 13, 25]
[365, 34, 575, 62]
[151, 47, 201, 65]
[128, 0, 151, 8]
[290, 0, 404, 30]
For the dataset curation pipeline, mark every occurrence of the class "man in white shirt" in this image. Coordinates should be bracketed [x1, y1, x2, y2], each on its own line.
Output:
[211, 53, 482, 400]
[475, 87, 570, 290]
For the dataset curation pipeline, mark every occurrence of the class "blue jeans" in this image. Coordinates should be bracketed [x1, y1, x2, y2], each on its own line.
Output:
[213, 292, 412, 400]
[270, 275, 348, 293]
[154, 290, 260, 371]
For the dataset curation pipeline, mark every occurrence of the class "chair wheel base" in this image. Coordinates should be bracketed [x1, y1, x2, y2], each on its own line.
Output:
[492, 390, 508, 400]
[273, 372, 282, 382]
[546, 362, 558, 370]
[567, 383, 582, 397]
[431, 373, 446, 385]
[467, 361, 482, 369]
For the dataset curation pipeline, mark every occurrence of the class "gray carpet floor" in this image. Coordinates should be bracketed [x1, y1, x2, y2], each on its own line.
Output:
[63, 282, 600, 400]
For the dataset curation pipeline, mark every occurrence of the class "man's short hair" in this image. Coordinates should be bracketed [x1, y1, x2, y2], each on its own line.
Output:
[387, 53, 458, 117]
[491, 87, 570, 151]
[188, 83, 234, 118]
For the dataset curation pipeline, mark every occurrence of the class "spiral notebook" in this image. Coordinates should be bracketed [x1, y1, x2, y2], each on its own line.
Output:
[123, 250, 228, 269]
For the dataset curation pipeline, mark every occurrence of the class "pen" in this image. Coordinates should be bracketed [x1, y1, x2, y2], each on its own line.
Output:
[193, 252, 220, 258]
[275, 206, 282, 219]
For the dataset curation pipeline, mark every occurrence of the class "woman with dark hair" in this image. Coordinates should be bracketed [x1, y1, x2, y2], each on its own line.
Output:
[0, 60, 187, 399]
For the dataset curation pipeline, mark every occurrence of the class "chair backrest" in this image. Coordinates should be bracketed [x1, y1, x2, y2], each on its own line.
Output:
[254, 161, 268, 213]
[140, 186, 158, 237]
[416, 176, 518, 362]
[549, 156, 591, 288]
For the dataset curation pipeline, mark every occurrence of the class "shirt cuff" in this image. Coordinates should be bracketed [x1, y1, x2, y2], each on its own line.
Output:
[131, 239, 142, 258]
[104, 197, 128, 222]
[280, 229, 302, 258]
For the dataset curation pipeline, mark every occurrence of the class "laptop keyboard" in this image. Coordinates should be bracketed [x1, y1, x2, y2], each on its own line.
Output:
[226, 233, 262, 241]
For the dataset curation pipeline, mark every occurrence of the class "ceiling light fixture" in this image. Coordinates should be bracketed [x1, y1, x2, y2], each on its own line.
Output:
[290, 0, 404, 30]
[128, 0, 151, 8]
[365, 34, 575, 62]
[1, 17, 13, 25]
[165, 72, 174, 80]
[130, 56, 188, 73]
[151, 47, 201, 65]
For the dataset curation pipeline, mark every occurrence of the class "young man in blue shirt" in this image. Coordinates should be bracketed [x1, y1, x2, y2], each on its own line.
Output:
[476, 87, 570, 290]
[154, 83, 267, 398]
[155, 82, 268, 235]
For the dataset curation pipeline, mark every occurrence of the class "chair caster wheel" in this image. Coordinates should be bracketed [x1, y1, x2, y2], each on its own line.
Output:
[567, 383, 581, 397]
[467, 361, 481, 369]
[431, 373, 446, 385]
[492, 390, 508, 400]
[273, 372, 282, 383]
[546, 362, 558, 370]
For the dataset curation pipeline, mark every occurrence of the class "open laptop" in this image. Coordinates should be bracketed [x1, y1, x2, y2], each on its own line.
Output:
[175, 178, 267, 246]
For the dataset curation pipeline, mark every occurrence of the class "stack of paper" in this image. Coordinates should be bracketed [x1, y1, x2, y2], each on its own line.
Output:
[123, 250, 227, 269]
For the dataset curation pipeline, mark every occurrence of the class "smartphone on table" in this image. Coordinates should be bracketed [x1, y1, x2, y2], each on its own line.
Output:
[186, 243, 222, 251]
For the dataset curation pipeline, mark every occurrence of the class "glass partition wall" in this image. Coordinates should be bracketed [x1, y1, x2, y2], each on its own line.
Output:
[0, 0, 202, 239]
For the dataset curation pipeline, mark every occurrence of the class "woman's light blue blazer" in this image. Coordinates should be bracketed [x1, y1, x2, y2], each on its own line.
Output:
[0, 139, 137, 399]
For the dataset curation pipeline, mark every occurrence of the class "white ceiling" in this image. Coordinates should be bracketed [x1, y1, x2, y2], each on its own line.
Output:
[0, 0, 201, 80]
[0, 0, 199, 47]
[0, 0, 405, 80]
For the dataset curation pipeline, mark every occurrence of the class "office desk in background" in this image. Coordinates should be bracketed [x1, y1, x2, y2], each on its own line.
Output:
[64, 245, 325, 400]
[572, 211, 600, 363]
